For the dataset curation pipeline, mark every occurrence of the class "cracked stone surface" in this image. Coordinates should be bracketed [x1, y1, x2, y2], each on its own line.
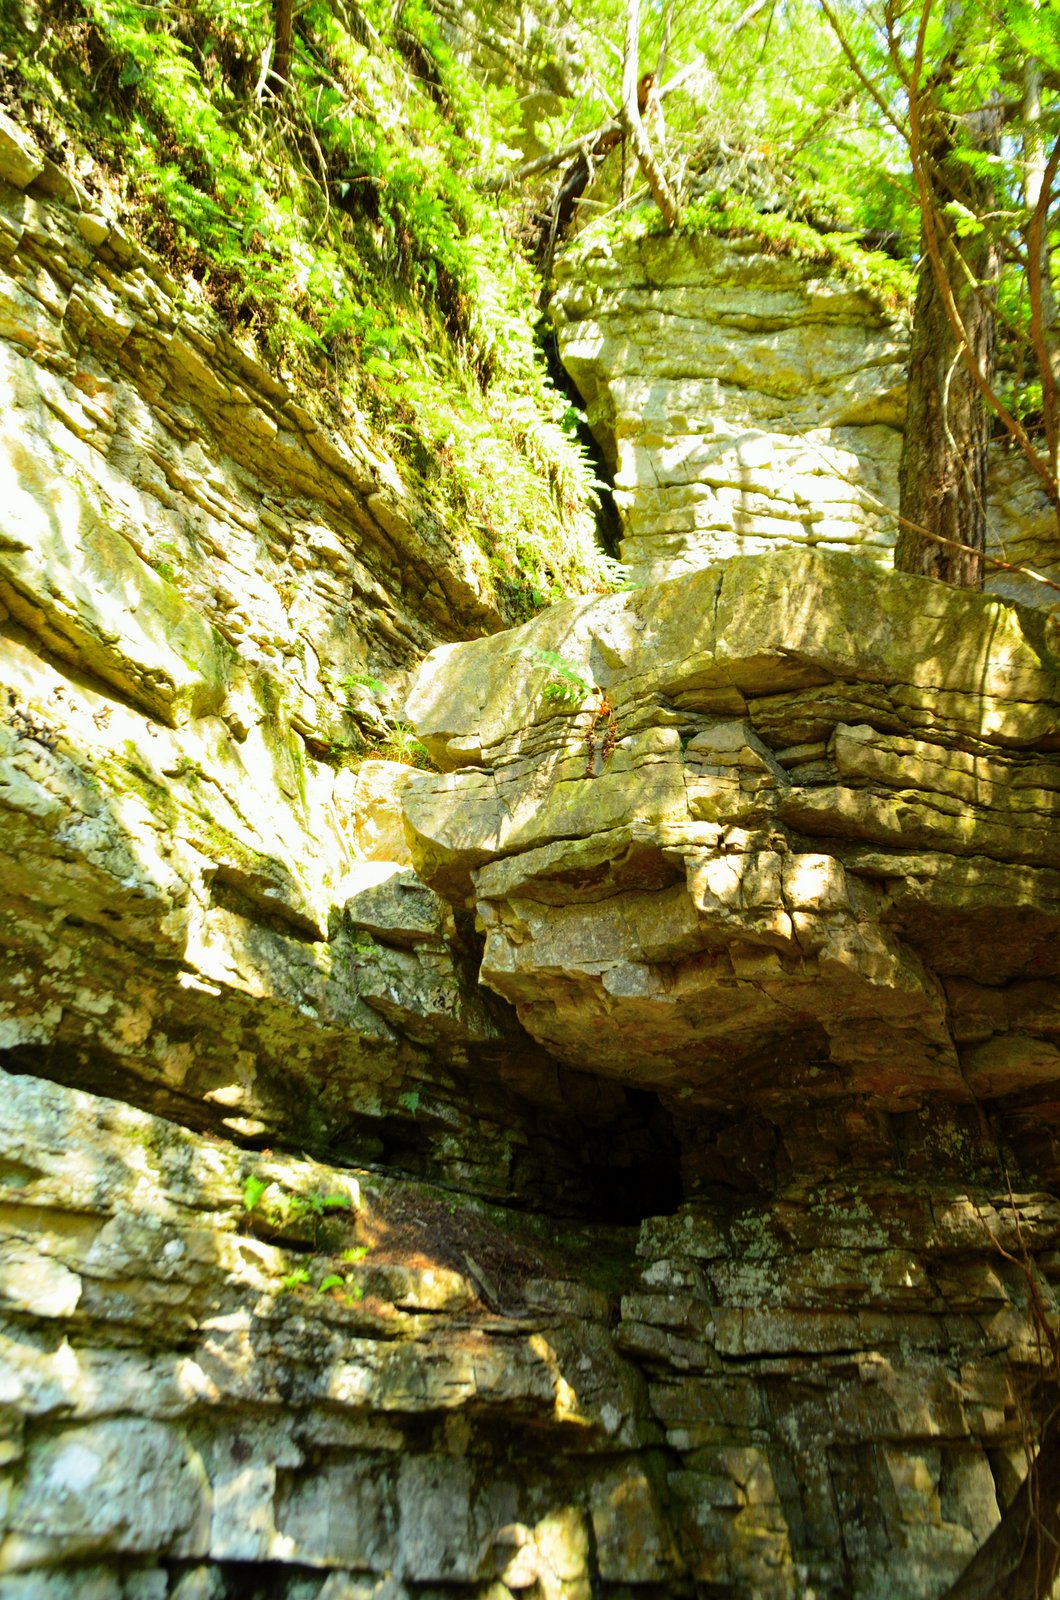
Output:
[405, 548, 1060, 1144]
[552, 232, 1059, 605]
[5, 100, 1060, 1600]
[3, 1066, 1060, 1600]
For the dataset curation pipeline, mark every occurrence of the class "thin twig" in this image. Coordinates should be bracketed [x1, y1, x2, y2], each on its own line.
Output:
[789, 421, 1060, 595]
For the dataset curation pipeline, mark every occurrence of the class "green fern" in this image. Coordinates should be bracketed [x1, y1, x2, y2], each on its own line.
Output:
[524, 646, 599, 707]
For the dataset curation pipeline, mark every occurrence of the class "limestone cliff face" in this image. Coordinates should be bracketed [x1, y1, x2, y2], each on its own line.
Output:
[0, 108, 629, 1209]
[4, 105, 1060, 1600]
[7, 1063, 1060, 1600]
[552, 232, 1059, 607]
[404, 549, 1060, 1138]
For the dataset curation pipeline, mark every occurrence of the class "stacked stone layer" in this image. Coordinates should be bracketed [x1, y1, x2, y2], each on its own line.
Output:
[405, 548, 1060, 1162]
[3, 99, 1060, 1600]
[552, 232, 1059, 606]
[3, 1067, 1057, 1600]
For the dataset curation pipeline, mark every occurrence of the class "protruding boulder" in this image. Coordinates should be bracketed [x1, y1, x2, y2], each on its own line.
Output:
[404, 549, 1060, 1112]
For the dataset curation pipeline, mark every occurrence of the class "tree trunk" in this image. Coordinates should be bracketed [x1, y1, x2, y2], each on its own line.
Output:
[941, 1408, 1060, 1600]
[1023, 57, 1060, 489]
[273, 0, 293, 86]
[895, 100, 1000, 587]
[619, 0, 679, 229]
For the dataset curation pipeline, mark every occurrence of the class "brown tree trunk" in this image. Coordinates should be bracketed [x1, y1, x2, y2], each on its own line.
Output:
[941, 1407, 1060, 1600]
[273, 0, 293, 86]
[1023, 58, 1060, 491]
[895, 100, 1001, 587]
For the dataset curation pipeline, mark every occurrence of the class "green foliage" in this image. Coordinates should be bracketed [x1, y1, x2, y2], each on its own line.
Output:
[807, 0, 1060, 460]
[321, 1271, 365, 1304]
[241, 1171, 355, 1246]
[574, 191, 914, 312]
[279, 1267, 312, 1291]
[523, 647, 601, 709]
[8, 0, 613, 612]
[486, 0, 1054, 459]
[376, 722, 431, 768]
[242, 1172, 269, 1213]
[282, 1258, 366, 1302]
[341, 673, 388, 698]
[680, 197, 914, 313]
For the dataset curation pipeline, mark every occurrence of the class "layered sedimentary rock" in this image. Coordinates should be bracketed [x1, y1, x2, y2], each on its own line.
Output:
[0, 110, 666, 1210]
[552, 232, 1059, 604]
[4, 1064, 1060, 1600]
[405, 547, 1060, 1181]
[4, 93, 1060, 1600]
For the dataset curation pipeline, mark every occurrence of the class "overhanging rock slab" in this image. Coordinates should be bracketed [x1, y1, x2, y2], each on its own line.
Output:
[404, 549, 1060, 1112]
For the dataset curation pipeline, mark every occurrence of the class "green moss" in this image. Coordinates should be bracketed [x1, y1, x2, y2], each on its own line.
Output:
[575, 193, 915, 317]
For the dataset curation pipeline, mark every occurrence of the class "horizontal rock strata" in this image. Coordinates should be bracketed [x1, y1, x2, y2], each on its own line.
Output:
[0, 113, 659, 1209]
[2, 1067, 1058, 1600]
[5, 96, 1060, 1600]
[405, 549, 1060, 1179]
[552, 233, 1059, 605]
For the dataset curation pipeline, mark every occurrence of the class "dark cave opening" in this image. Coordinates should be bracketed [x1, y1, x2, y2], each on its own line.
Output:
[1, 1039, 685, 1228]
[573, 1086, 686, 1224]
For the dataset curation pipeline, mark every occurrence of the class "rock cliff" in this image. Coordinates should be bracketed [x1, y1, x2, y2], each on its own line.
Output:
[404, 548, 1060, 1143]
[3, 105, 1060, 1600]
[552, 232, 1060, 608]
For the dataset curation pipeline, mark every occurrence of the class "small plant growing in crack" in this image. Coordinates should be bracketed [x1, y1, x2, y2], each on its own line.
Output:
[242, 1173, 357, 1248]
[524, 647, 603, 709]
[522, 647, 618, 776]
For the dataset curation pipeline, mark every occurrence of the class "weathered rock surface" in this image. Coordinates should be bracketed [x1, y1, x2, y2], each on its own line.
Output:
[552, 233, 1060, 605]
[0, 118, 675, 1210]
[4, 100, 1060, 1600]
[3, 1066, 1059, 1600]
[405, 548, 1060, 1182]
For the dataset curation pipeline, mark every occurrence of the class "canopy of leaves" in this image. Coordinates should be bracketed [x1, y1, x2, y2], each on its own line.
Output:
[5, 0, 1058, 582]
[454, 0, 1057, 448]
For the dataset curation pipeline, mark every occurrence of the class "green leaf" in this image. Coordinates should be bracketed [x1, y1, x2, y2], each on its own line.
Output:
[242, 1173, 269, 1212]
[342, 673, 387, 696]
[942, 200, 985, 238]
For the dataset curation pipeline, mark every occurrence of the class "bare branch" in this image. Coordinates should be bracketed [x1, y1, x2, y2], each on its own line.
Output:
[790, 421, 1060, 595]
[818, 0, 909, 139]
[620, 0, 679, 229]
[481, 125, 622, 192]
[483, 0, 770, 196]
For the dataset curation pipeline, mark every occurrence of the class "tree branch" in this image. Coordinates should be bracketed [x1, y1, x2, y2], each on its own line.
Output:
[818, 0, 909, 139]
[482, 0, 772, 198]
[791, 421, 1060, 595]
[620, 0, 679, 228]
[480, 125, 622, 192]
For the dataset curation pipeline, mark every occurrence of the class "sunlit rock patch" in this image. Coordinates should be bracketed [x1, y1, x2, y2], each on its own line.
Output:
[552, 232, 1059, 605]
[405, 548, 1060, 1152]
